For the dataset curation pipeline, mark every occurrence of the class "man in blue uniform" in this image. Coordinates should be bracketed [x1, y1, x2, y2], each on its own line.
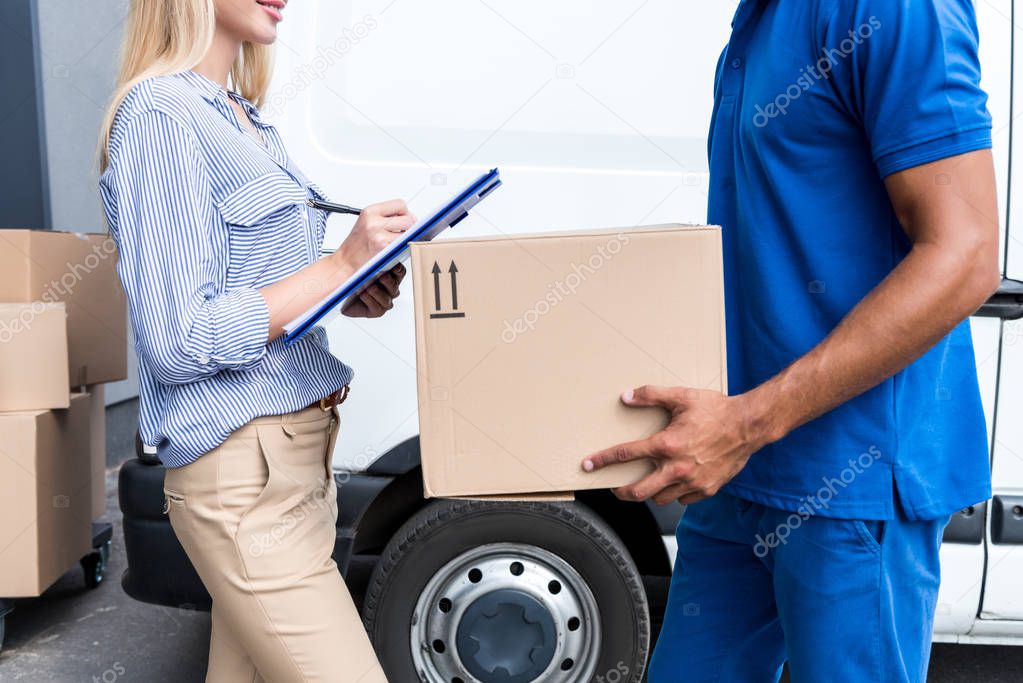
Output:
[583, 1, 1000, 680]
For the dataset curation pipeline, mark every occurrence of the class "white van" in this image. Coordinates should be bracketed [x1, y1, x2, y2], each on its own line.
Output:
[115, 2, 1023, 682]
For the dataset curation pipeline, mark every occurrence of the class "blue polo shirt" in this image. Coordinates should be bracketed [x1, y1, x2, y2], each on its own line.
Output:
[714, 0, 993, 520]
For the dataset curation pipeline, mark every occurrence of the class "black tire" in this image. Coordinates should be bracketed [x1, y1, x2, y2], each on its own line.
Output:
[363, 499, 649, 683]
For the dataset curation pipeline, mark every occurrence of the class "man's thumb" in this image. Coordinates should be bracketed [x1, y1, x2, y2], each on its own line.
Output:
[623, 385, 679, 408]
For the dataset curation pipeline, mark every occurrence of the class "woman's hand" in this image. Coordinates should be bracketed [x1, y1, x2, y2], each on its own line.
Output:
[260, 199, 416, 338]
[342, 264, 407, 318]
[333, 199, 416, 273]
[334, 199, 414, 319]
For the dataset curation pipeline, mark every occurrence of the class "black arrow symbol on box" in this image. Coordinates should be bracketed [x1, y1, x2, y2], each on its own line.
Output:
[448, 261, 459, 310]
[429, 260, 466, 319]
[431, 261, 442, 311]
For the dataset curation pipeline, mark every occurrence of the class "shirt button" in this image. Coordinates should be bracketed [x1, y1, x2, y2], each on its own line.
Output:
[731, 57, 743, 69]
[197, 355, 210, 365]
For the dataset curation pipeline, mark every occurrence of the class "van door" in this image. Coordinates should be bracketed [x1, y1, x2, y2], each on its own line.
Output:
[980, 278, 1023, 623]
[973, 0, 1023, 631]
[929, 0, 1015, 639]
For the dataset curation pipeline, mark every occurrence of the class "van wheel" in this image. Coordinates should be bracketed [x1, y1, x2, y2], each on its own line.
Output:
[363, 499, 649, 683]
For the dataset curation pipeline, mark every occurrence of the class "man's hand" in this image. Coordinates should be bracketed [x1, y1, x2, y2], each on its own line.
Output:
[583, 150, 1000, 506]
[583, 386, 772, 506]
[341, 264, 406, 318]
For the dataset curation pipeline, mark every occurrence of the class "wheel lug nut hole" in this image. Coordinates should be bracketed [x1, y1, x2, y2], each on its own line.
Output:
[567, 616, 580, 631]
[509, 561, 524, 576]
[468, 568, 483, 583]
[432, 639, 446, 653]
[548, 580, 562, 594]
[561, 658, 574, 671]
[452, 678, 465, 683]
[438, 597, 452, 613]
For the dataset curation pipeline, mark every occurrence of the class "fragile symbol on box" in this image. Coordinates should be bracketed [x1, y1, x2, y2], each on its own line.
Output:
[430, 260, 465, 319]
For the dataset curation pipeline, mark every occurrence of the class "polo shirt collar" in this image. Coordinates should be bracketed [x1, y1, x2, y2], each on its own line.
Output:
[731, 0, 767, 29]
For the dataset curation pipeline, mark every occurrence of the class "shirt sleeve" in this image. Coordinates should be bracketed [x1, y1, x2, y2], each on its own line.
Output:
[836, 0, 992, 178]
[105, 110, 270, 385]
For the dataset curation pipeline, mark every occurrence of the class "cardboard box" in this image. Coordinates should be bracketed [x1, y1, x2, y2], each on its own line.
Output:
[0, 229, 127, 385]
[412, 225, 726, 498]
[0, 302, 70, 411]
[88, 384, 107, 520]
[0, 393, 93, 597]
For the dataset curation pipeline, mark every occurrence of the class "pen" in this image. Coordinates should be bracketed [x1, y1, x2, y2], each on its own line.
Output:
[306, 198, 362, 216]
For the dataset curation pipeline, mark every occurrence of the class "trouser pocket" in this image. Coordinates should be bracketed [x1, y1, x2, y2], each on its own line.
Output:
[853, 519, 886, 553]
[325, 407, 339, 483]
[235, 420, 338, 578]
[162, 490, 185, 515]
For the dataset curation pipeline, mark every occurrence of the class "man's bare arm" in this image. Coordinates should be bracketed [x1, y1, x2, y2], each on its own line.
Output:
[745, 149, 1001, 444]
[583, 149, 1001, 505]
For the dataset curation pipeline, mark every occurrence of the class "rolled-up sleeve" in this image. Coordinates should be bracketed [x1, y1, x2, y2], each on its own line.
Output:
[105, 110, 269, 385]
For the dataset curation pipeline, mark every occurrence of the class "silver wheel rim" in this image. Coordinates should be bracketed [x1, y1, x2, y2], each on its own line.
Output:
[410, 543, 601, 683]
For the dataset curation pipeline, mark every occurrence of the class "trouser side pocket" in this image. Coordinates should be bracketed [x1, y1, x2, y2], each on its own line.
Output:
[162, 490, 185, 515]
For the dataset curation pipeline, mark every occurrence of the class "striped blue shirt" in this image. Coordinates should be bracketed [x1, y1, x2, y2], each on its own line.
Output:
[99, 71, 353, 468]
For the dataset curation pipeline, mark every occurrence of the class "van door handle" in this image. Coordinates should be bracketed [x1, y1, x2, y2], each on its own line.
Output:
[976, 277, 1023, 320]
[991, 496, 1023, 544]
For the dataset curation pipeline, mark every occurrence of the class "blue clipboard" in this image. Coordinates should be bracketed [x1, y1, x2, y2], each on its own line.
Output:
[283, 168, 502, 345]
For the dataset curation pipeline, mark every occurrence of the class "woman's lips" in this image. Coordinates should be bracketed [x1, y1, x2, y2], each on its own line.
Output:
[257, 0, 284, 22]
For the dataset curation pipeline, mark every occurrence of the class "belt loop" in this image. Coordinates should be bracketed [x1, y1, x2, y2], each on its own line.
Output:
[282, 410, 297, 437]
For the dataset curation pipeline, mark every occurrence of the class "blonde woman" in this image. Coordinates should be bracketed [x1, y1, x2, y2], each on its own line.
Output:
[99, 1, 408, 680]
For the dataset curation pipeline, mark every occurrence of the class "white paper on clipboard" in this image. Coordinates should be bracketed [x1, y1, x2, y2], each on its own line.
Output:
[283, 168, 502, 345]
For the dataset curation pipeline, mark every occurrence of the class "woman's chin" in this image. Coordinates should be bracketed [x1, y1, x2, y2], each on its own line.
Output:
[248, 25, 279, 45]
[236, 15, 279, 45]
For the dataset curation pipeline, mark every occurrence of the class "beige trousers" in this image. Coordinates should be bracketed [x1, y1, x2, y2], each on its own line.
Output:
[163, 405, 387, 683]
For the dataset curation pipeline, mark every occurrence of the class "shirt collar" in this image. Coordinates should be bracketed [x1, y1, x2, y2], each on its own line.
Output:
[179, 70, 265, 125]
[228, 91, 265, 124]
[179, 70, 225, 102]
[731, 0, 766, 28]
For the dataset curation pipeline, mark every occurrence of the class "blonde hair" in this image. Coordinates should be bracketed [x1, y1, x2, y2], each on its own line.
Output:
[98, 0, 273, 170]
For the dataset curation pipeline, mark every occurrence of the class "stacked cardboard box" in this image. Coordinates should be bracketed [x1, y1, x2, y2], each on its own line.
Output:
[0, 230, 127, 597]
